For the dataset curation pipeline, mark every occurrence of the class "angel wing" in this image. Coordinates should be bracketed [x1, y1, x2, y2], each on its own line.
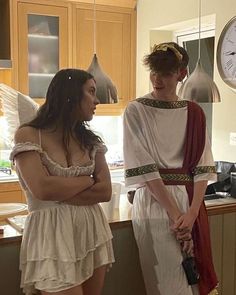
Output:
[0, 83, 39, 147]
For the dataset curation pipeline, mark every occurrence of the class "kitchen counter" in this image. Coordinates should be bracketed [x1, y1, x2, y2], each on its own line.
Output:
[1, 195, 236, 295]
[0, 194, 147, 295]
[0, 171, 18, 182]
[205, 196, 236, 215]
[1, 194, 236, 245]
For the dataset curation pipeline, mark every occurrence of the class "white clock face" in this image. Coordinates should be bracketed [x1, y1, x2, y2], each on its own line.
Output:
[217, 17, 236, 89]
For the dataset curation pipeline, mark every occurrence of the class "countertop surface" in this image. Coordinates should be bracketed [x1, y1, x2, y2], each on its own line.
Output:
[1, 194, 236, 244]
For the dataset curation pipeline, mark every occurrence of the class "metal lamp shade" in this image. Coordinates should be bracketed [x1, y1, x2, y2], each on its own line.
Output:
[87, 54, 118, 104]
[178, 60, 221, 103]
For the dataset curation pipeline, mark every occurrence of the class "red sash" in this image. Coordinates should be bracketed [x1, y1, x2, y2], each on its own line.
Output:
[160, 101, 218, 295]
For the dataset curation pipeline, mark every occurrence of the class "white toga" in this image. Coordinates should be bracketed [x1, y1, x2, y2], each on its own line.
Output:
[123, 93, 216, 295]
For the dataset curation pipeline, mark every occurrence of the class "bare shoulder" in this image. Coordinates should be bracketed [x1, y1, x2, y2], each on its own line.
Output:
[14, 126, 39, 144]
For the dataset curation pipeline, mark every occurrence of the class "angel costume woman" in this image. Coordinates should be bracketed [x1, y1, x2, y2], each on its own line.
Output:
[5, 69, 115, 295]
[123, 43, 218, 295]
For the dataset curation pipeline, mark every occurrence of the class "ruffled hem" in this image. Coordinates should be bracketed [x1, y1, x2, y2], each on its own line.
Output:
[19, 204, 114, 294]
[21, 240, 114, 294]
[20, 204, 113, 262]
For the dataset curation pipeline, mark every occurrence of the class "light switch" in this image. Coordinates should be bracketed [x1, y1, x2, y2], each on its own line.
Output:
[229, 132, 236, 145]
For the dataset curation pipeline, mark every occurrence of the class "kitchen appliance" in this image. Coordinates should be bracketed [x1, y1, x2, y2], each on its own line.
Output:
[205, 161, 236, 199]
[230, 172, 236, 197]
[0, 167, 11, 176]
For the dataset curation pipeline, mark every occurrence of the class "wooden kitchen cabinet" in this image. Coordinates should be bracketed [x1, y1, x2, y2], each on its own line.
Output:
[73, 3, 136, 115]
[0, 182, 25, 203]
[0, 0, 11, 60]
[12, 0, 136, 115]
[209, 211, 236, 295]
[17, 1, 71, 100]
[0, 0, 12, 106]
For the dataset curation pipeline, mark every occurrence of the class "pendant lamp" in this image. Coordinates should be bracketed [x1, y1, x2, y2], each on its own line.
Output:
[178, 0, 221, 103]
[87, 0, 118, 104]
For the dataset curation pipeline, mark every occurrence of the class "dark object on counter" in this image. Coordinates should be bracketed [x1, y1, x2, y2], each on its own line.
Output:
[127, 190, 135, 204]
[204, 192, 230, 201]
[0, 167, 12, 175]
[230, 172, 236, 197]
[182, 255, 200, 285]
[205, 161, 236, 199]
[215, 161, 236, 176]
[205, 176, 230, 195]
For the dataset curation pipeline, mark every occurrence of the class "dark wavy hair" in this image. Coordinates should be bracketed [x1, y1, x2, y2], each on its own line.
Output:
[143, 42, 189, 74]
[21, 68, 103, 154]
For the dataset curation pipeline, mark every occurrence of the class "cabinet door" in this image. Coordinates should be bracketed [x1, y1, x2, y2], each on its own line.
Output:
[18, 3, 70, 100]
[0, 182, 25, 203]
[74, 4, 136, 115]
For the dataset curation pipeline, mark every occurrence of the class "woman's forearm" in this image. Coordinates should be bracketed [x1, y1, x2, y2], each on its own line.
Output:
[31, 175, 94, 201]
[15, 152, 94, 202]
[64, 181, 112, 205]
[147, 178, 182, 222]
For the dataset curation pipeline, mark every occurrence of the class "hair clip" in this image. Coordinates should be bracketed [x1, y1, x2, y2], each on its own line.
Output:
[152, 44, 183, 61]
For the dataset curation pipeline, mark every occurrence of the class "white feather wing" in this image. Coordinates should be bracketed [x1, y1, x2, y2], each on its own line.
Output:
[0, 83, 39, 147]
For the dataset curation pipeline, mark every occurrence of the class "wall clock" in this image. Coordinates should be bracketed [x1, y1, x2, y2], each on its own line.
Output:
[217, 16, 236, 89]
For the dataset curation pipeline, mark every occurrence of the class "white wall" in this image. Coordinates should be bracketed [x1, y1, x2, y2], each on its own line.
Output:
[136, 0, 236, 162]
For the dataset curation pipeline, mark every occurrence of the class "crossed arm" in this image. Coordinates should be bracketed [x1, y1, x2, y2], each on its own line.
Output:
[14, 128, 111, 204]
[64, 151, 112, 206]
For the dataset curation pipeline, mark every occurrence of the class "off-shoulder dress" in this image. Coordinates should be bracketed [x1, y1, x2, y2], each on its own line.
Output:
[10, 141, 115, 294]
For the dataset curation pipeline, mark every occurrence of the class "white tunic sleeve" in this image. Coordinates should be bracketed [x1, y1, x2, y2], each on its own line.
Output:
[123, 102, 161, 187]
[193, 128, 217, 183]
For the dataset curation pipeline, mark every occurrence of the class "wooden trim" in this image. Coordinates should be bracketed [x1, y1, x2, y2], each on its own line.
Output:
[96, 101, 127, 116]
[0, 181, 21, 192]
[16, 0, 137, 9]
[73, 0, 137, 9]
[33, 98, 44, 106]
[34, 98, 126, 116]
[207, 202, 236, 216]
[10, 0, 19, 89]
[110, 219, 132, 229]
[74, 2, 134, 13]
[71, 2, 77, 67]
[16, 0, 70, 8]
[129, 8, 136, 100]
[0, 70, 12, 87]
[67, 3, 73, 68]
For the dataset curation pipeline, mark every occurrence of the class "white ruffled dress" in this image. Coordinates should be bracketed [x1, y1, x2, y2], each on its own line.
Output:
[10, 142, 115, 294]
